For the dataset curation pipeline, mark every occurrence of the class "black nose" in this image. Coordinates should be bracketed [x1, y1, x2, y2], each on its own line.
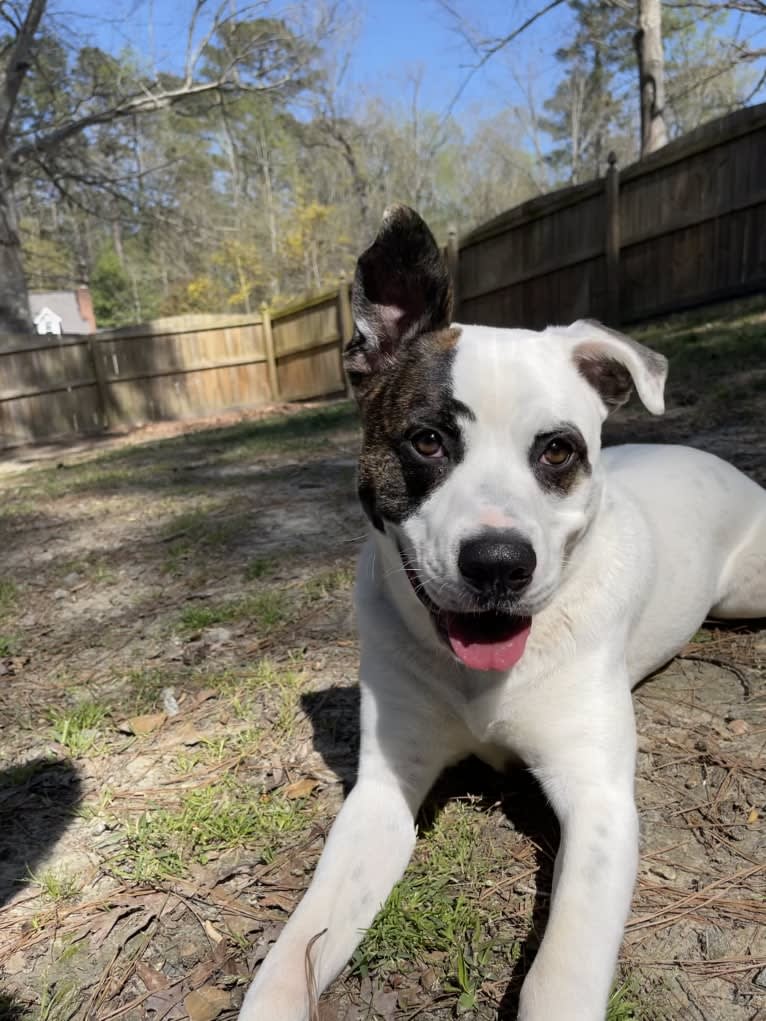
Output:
[458, 530, 537, 598]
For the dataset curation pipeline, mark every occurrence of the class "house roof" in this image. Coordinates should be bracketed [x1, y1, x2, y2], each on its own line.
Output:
[28, 291, 93, 334]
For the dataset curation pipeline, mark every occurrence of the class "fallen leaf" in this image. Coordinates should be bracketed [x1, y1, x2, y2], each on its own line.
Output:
[191, 688, 219, 706]
[203, 918, 225, 944]
[116, 712, 167, 735]
[748, 806, 759, 824]
[371, 988, 398, 1019]
[90, 904, 144, 949]
[135, 961, 170, 992]
[167, 722, 206, 746]
[283, 778, 319, 800]
[184, 985, 230, 1021]
[727, 719, 750, 736]
[259, 891, 294, 912]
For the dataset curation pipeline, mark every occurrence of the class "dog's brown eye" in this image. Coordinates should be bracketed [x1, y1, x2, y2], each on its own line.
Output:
[411, 429, 445, 459]
[541, 439, 573, 467]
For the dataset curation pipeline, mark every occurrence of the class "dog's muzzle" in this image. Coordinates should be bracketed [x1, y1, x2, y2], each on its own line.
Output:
[400, 542, 533, 673]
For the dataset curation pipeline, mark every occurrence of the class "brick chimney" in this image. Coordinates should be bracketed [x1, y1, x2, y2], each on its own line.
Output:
[76, 285, 96, 333]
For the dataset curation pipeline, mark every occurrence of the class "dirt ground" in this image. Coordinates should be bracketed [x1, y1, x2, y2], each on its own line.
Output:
[0, 298, 764, 1021]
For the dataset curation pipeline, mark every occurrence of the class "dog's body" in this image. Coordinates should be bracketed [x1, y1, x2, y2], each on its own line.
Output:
[239, 209, 766, 1021]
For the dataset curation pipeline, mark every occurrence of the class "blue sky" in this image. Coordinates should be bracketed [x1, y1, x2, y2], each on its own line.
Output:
[50, 0, 573, 118]
[50, 0, 766, 128]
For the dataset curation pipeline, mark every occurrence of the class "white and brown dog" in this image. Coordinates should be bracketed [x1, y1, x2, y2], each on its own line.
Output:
[240, 206, 766, 1020]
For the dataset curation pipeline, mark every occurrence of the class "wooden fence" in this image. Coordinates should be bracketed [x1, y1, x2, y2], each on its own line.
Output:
[0, 282, 353, 447]
[3, 102, 765, 447]
[455, 101, 766, 329]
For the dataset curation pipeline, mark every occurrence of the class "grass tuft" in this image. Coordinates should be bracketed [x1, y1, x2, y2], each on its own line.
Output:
[109, 777, 312, 882]
[178, 589, 290, 633]
[30, 868, 81, 903]
[48, 702, 109, 757]
[0, 580, 18, 620]
[607, 979, 642, 1021]
[243, 557, 277, 581]
[351, 802, 510, 1005]
[303, 565, 355, 601]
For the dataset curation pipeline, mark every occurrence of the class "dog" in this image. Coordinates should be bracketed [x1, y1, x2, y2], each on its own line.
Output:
[239, 206, 766, 1020]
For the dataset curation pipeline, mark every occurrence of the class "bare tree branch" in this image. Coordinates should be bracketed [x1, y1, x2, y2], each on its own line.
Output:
[0, 0, 46, 144]
[436, 0, 566, 130]
[664, 0, 765, 11]
[9, 72, 291, 164]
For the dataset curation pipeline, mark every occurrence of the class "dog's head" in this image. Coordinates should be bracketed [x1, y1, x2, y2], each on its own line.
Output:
[345, 206, 668, 671]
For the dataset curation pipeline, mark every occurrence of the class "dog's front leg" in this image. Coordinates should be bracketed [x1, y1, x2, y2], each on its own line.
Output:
[238, 689, 453, 1021]
[517, 679, 638, 1021]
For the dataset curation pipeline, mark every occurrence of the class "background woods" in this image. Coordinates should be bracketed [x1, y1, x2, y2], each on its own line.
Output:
[1, 0, 765, 333]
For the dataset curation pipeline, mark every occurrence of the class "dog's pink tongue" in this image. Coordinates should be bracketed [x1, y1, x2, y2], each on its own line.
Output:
[447, 614, 531, 672]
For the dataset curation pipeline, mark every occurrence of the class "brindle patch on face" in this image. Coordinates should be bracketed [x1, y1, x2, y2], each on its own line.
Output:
[355, 326, 471, 530]
[529, 423, 591, 496]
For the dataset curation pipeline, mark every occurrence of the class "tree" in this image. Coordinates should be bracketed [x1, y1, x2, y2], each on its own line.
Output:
[540, 3, 637, 183]
[636, 0, 669, 155]
[0, 0, 320, 335]
[440, 0, 759, 180]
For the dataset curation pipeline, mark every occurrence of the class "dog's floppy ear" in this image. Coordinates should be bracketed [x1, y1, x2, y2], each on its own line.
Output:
[564, 319, 667, 416]
[345, 205, 452, 382]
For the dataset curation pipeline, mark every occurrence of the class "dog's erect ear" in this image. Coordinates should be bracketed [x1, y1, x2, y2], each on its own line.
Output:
[563, 320, 667, 416]
[345, 205, 452, 381]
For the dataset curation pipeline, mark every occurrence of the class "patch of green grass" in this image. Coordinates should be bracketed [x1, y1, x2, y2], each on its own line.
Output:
[110, 777, 312, 882]
[57, 557, 117, 585]
[303, 565, 355, 602]
[162, 507, 234, 546]
[352, 802, 509, 1004]
[48, 702, 109, 757]
[243, 556, 278, 581]
[178, 589, 290, 633]
[0, 634, 14, 656]
[161, 506, 249, 576]
[30, 868, 81, 903]
[634, 301, 766, 426]
[245, 657, 306, 736]
[607, 980, 642, 1021]
[37, 979, 79, 1021]
[123, 667, 177, 713]
[175, 726, 261, 774]
[689, 628, 713, 644]
[0, 580, 18, 620]
[76, 786, 115, 821]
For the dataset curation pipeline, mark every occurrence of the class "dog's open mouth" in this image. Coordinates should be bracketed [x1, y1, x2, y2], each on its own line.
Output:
[402, 555, 532, 672]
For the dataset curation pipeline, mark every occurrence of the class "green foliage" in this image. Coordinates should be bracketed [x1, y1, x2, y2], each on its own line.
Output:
[30, 868, 81, 903]
[8, 1, 760, 328]
[90, 246, 134, 328]
[48, 702, 109, 757]
[178, 589, 290, 633]
[0, 580, 18, 620]
[110, 777, 312, 881]
[351, 803, 511, 1005]
[541, 1, 756, 184]
[607, 980, 643, 1021]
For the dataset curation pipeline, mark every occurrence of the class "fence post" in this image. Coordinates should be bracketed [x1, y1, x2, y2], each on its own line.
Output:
[337, 271, 354, 398]
[86, 335, 110, 431]
[446, 224, 459, 318]
[605, 151, 621, 326]
[260, 301, 280, 401]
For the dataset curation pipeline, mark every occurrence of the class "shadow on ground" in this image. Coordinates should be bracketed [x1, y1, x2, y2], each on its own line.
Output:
[0, 991, 27, 1021]
[0, 758, 82, 907]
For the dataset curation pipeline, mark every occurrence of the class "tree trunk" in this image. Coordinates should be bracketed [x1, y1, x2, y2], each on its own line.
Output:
[0, 169, 33, 335]
[636, 0, 669, 156]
